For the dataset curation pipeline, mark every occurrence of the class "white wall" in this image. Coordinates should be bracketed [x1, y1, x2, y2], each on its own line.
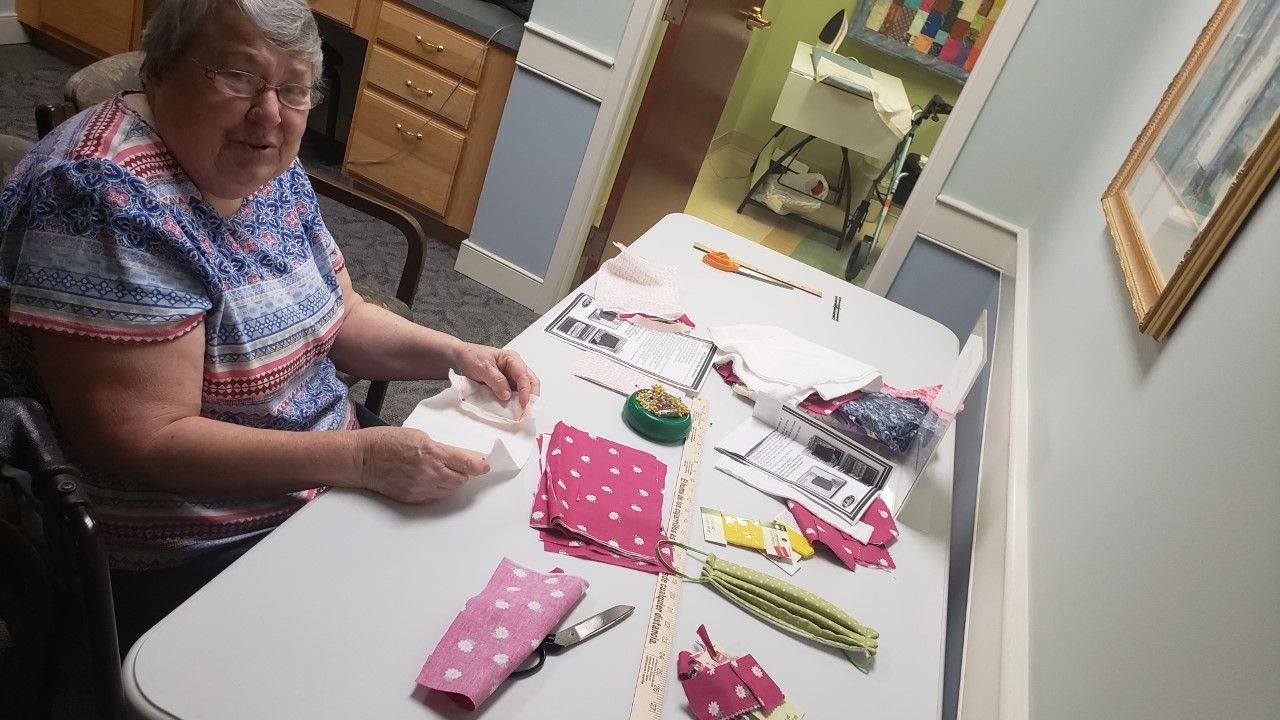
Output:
[943, 0, 1280, 718]
[944, 0, 1214, 229]
[526, 0, 633, 59]
[460, 0, 666, 311]
[0, 0, 24, 47]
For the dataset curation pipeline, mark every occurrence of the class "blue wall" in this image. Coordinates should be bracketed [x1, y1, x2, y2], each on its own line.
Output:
[467, 68, 600, 277]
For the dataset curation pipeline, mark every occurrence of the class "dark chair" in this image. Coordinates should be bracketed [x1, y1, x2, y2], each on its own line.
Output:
[35, 52, 429, 415]
[0, 399, 124, 720]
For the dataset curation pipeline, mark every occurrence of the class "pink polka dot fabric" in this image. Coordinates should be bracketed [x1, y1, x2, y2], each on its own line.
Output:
[415, 558, 588, 710]
[529, 422, 670, 573]
[677, 625, 787, 720]
[787, 497, 899, 571]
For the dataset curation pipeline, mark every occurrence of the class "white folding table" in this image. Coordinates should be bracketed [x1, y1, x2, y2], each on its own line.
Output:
[122, 213, 958, 719]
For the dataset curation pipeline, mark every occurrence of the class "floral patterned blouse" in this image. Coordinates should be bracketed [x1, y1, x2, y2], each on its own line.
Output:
[0, 93, 352, 569]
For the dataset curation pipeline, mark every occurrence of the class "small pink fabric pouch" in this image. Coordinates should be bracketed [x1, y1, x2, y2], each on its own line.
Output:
[787, 497, 898, 571]
[530, 422, 670, 573]
[677, 625, 786, 720]
[415, 557, 588, 710]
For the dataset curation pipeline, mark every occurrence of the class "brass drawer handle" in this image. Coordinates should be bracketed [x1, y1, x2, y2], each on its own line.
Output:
[404, 79, 435, 97]
[414, 35, 445, 52]
[394, 123, 423, 140]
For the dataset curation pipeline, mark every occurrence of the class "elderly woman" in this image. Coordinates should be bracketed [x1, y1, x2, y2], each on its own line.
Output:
[0, 0, 536, 645]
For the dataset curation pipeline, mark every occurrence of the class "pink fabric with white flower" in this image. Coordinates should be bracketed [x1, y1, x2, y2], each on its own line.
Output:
[415, 558, 588, 710]
[530, 422, 671, 573]
[677, 625, 787, 720]
[787, 497, 899, 571]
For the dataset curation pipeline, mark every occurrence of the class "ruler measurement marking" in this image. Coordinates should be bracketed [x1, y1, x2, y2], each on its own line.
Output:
[627, 396, 709, 720]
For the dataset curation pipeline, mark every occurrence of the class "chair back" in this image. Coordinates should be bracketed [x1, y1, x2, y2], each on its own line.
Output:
[0, 135, 34, 181]
[0, 398, 125, 720]
[65, 51, 145, 110]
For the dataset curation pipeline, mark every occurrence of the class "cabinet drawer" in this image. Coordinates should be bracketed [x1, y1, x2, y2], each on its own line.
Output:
[310, 0, 359, 26]
[42, 0, 133, 55]
[375, 2, 485, 83]
[365, 45, 476, 129]
[345, 90, 465, 215]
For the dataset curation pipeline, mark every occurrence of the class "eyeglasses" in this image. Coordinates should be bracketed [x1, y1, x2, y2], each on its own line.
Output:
[188, 58, 324, 111]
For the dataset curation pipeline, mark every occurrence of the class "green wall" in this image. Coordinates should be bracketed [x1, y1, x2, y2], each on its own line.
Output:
[715, 0, 963, 177]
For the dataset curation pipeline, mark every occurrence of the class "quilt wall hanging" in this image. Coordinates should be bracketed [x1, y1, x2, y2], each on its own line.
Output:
[849, 0, 1006, 82]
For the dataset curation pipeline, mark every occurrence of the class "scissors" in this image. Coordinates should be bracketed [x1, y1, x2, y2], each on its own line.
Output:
[510, 604, 635, 678]
[701, 251, 793, 290]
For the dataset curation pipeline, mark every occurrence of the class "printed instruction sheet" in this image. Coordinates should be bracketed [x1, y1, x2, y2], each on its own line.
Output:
[545, 293, 716, 393]
[716, 398, 893, 532]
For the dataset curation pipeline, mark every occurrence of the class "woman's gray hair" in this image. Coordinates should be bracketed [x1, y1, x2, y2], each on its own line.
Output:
[142, 0, 323, 85]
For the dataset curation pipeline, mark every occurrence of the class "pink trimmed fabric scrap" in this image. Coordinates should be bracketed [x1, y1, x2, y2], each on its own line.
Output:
[619, 312, 696, 328]
[415, 557, 588, 710]
[715, 362, 956, 417]
[530, 422, 671, 573]
[787, 497, 899, 571]
[677, 625, 787, 720]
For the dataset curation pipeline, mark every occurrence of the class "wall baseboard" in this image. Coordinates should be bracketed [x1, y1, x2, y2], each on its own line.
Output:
[919, 194, 1019, 275]
[708, 130, 765, 157]
[518, 23, 610, 101]
[0, 13, 29, 46]
[953, 223, 1030, 720]
[454, 240, 548, 312]
[956, 268, 1015, 720]
[998, 226, 1031, 720]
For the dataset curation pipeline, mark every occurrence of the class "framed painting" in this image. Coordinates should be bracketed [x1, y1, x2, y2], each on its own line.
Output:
[1102, 0, 1280, 340]
[847, 0, 1006, 83]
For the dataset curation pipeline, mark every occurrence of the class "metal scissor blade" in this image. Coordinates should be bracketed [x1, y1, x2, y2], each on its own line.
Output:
[550, 605, 634, 650]
[735, 268, 793, 289]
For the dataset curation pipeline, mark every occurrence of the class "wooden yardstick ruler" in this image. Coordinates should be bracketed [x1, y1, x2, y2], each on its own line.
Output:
[627, 395, 710, 720]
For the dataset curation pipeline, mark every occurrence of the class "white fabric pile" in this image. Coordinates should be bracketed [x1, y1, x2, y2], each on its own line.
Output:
[710, 324, 882, 403]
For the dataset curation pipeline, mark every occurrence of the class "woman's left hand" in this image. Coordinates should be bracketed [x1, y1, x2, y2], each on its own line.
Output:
[451, 342, 541, 409]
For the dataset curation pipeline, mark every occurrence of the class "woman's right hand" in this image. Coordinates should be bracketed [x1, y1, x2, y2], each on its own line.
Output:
[355, 427, 491, 503]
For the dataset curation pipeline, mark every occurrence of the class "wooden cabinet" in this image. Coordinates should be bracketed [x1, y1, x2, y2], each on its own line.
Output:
[345, 90, 465, 214]
[310, 0, 360, 27]
[21, 0, 516, 237]
[344, 0, 515, 235]
[372, 2, 486, 83]
[364, 45, 477, 128]
[17, 0, 151, 57]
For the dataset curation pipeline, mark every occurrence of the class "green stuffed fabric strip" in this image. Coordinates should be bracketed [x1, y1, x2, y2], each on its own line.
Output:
[706, 554, 879, 640]
[701, 566, 880, 650]
[706, 574, 878, 655]
[705, 563, 877, 646]
[706, 571, 875, 655]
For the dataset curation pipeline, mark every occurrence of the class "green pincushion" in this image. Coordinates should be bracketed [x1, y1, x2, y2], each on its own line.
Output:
[622, 390, 692, 443]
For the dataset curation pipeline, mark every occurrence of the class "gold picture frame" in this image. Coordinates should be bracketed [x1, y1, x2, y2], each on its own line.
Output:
[1102, 0, 1280, 340]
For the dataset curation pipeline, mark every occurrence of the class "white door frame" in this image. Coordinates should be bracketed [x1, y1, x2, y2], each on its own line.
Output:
[864, 0, 1040, 293]
[489, 0, 1041, 311]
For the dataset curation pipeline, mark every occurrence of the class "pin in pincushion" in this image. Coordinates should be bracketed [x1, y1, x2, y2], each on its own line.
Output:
[622, 384, 692, 443]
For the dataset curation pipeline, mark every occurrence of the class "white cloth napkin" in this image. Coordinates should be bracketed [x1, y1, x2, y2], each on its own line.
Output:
[710, 324, 882, 402]
[402, 372, 541, 474]
[593, 243, 686, 321]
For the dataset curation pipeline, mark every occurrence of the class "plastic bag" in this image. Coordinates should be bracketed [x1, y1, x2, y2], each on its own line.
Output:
[756, 172, 826, 215]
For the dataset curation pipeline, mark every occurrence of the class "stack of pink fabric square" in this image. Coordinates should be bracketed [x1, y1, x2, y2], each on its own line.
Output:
[415, 558, 588, 710]
[529, 422, 671, 573]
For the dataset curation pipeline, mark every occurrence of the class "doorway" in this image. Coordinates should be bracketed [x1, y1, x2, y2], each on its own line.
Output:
[584, 0, 1009, 285]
